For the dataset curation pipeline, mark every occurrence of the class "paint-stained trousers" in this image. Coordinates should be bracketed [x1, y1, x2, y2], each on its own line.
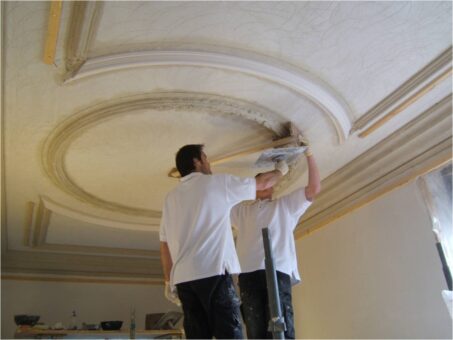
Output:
[239, 270, 295, 339]
[176, 273, 243, 339]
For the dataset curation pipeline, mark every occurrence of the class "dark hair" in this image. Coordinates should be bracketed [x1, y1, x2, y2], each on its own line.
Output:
[176, 144, 204, 177]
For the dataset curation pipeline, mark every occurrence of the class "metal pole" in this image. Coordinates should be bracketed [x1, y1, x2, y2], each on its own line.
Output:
[433, 230, 452, 290]
[262, 228, 286, 339]
[436, 243, 452, 290]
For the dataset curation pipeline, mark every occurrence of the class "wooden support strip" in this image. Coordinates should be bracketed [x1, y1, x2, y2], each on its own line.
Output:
[43, 0, 63, 65]
[359, 68, 453, 138]
[168, 135, 298, 178]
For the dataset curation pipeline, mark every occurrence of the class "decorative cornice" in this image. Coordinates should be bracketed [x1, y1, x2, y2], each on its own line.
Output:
[42, 92, 287, 217]
[41, 196, 160, 232]
[23, 202, 35, 246]
[24, 197, 160, 257]
[1, 274, 164, 285]
[358, 67, 452, 138]
[352, 47, 452, 133]
[1, 250, 163, 279]
[64, 1, 103, 78]
[37, 244, 158, 258]
[1, 0, 8, 255]
[64, 46, 352, 144]
[296, 95, 452, 238]
[32, 199, 48, 247]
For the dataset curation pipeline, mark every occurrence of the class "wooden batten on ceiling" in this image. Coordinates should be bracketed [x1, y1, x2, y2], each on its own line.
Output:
[43, 0, 62, 65]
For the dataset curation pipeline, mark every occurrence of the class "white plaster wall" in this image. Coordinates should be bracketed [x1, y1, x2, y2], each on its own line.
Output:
[293, 181, 452, 339]
[1, 280, 178, 339]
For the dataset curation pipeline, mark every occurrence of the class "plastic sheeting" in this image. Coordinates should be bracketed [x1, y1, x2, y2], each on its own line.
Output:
[418, 163, 452, 273]
[418, 162, 452, 318]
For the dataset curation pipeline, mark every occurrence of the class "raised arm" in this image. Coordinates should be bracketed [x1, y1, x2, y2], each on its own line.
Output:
[304, 147, 321, 202]
[255, 160, 288, 191]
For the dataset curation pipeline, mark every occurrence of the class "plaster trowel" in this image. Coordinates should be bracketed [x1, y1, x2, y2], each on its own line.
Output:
[254, 146, 307, 168]
[167, 122, 308, 178]
[254, 122, 308, 168]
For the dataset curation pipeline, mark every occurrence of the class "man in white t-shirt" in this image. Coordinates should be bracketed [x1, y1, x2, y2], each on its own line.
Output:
[159, 144, 288, 339]
[231, 142, 320, 339]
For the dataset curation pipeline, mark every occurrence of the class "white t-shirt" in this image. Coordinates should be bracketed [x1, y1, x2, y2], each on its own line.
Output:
[159, 172, 256, 286]
[231, 187, 311, 285]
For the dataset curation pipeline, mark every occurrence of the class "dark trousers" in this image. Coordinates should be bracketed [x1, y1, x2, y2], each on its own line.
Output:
[176, 273, 243, 339]
[239, 270, 295, 339]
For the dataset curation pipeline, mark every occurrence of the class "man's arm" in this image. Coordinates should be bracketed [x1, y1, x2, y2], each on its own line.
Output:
[160, 241, 182, 306]
[304, 152, 321, 202]
[255, 170, 282, 191]
[255, 160, 288, 191]
[160, 241, 172, 282]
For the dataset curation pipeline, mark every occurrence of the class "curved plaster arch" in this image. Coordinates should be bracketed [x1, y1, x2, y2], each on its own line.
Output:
[42, 91, 289, 217]
[66, 47, 352, 143]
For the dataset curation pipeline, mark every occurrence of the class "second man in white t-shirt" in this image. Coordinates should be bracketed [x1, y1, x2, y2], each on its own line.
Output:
[231, 142, 320, 339]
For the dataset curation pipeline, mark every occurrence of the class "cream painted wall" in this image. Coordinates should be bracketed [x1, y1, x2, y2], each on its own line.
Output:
[1, 280, 179, 339]
[293, 181, 452, 339]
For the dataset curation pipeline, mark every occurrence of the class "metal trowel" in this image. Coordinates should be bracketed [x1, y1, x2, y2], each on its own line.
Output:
[254, 122, 308, 168]
[254, 145, 307, 168]
[167, 121, 307, 178]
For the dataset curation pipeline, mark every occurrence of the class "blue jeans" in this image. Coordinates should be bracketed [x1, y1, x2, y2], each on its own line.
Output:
[239, 270, 295, 339]
[176, 273, 243, 339]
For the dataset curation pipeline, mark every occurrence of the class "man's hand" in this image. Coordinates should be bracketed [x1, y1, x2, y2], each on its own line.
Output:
[275, 160, 289, 176]
[165, 281, 182, 306]
[299, 136, 312, 157]
[304, 140, 321, 201]
[289, 122, 312, 157]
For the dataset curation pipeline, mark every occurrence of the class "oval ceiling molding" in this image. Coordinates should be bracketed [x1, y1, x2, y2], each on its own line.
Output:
[42, 91, 289, 217]
[65, 46, 352, 144]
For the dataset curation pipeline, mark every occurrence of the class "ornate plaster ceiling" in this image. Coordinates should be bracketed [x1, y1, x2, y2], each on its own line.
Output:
[1, 1, 452, 280]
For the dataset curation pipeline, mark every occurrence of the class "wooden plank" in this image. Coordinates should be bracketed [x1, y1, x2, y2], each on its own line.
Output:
[43, 1, 63, 65]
